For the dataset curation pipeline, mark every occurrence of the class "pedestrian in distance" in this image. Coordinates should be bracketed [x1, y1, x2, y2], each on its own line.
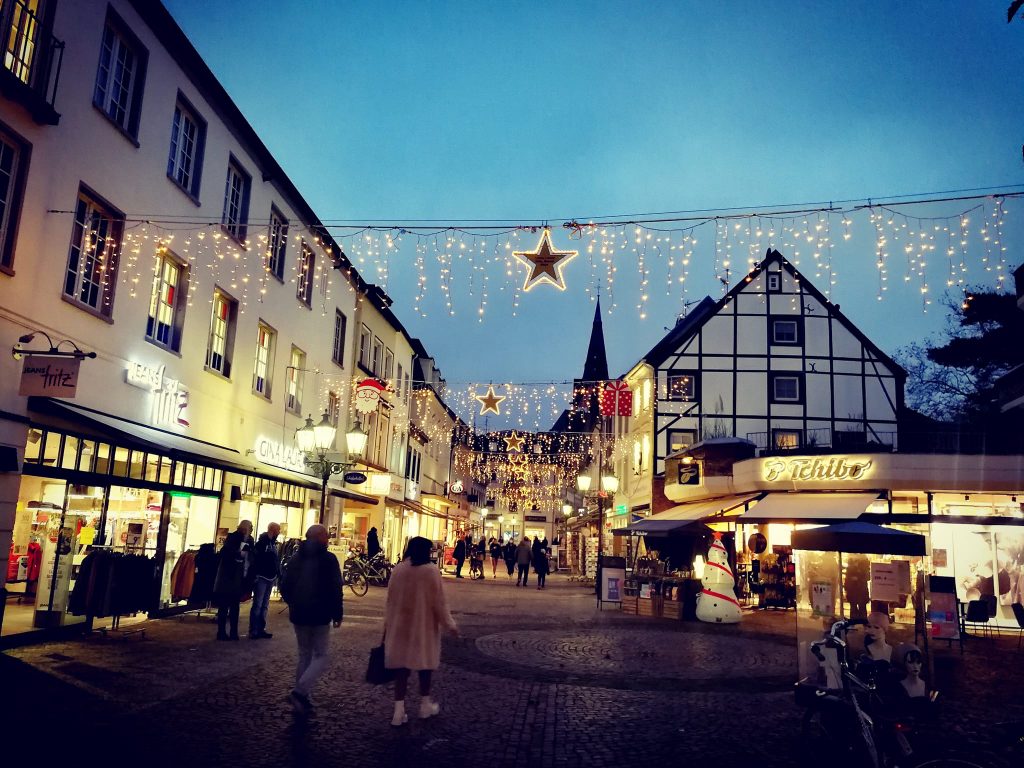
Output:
[384, 536, 459, 726]
[213, 519, 254, 641]
[489, 537, 502, 578]
[503, 539, 516, 579]
[516, 537, 532, 586]
[279, 524, 343, 716]
[473, 535, 486, 580]
[531, 535, 544, 563]
[367, 526, 382, 560]
[452, 535, 467, 578]
[249, 521, 281, 639]
[534, 547, 550, 589]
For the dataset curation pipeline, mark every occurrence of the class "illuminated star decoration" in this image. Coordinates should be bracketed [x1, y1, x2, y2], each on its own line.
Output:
[504, 432, 525, 452]
[513, 228, 578, 291]
[475, 385, 506, 416]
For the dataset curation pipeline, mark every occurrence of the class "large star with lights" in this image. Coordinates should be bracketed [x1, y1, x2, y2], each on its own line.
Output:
[504, 432, 525, 452]
[474, 385, 506, 416]
[513, 228, 578, 291]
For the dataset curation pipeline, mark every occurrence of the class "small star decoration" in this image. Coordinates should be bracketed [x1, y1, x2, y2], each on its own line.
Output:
[513, 228, 578, 291]
[474, 385, 506, 416]
[504, 432, 525, 452]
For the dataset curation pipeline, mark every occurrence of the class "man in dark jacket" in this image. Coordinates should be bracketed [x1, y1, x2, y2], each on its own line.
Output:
[213, 520, 254, 641]
[452, 534, 467, 578]
[366, 526, 381, 559]
[279, 524, 343, 715]
[248, 522, 281, 640]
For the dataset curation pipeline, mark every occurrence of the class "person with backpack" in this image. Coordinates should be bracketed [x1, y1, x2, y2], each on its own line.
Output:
[279, 524, 343, 716]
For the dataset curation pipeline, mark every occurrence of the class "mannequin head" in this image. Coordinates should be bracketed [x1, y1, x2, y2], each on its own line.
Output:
[865, 611, 890, 646]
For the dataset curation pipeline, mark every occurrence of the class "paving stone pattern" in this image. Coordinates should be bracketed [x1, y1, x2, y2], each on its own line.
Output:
[2, 575, 1022, 768]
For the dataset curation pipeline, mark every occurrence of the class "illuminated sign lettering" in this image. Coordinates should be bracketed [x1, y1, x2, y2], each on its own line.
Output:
[763, 456, 873, 483]
[125, 361, 189, 429]
[254, 437, 307, 473]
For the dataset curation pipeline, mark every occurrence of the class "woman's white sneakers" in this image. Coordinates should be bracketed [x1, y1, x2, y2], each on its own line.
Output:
[419, 697, 441, 719]
[391, 702, 408, 727]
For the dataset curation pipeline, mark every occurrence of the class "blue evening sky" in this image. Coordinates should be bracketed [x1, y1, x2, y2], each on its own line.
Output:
[163, 0, 1024, 422]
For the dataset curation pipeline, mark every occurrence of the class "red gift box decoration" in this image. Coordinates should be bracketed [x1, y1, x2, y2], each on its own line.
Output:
[600, 380, 633, 417]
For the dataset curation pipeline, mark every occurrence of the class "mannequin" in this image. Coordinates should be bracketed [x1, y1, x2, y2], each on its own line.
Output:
[864, 611, 893, 663]
[898, 645, 927, 698]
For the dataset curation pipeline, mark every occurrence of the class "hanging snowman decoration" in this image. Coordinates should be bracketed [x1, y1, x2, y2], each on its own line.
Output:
[696, 531, 743, 624]
[354, 378, 386, 414]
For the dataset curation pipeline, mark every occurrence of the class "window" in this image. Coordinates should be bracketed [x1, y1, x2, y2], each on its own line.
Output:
[632, 440, 641, 475]
[404, 370, 411, 404]
[642, 378, 651, 412]
[773, 429, 802, 450]
[332, 309, 347, 367]
[396, 363, 404, 400]
[666, 373, 697, 401]
[358, 325, 372, 369]
[267, 206, 287, 280]
[222, 157, 250, 244]
[296, 239, 314, 306]
[167, 96, 205, 199]
[0, 124, 29, 272]
[327, 390, 341, 427]
[205, 289, 237, 377]
[3, 0, 42, 84]
[383, 348, 394, 382]
[770, 373, 802, 403]
[63, 187, 123, 317]
[642, 434, 651, 471]
[668, 430, 697, 454]
[371, 336, 383, 375]
[93, 10, 147, 138]
[771, 317, 801, 345]
[145, 249, 188, 351]
[767, 272, 782, 292]
[253, 322, 276, 398]
[286, 347, 305, 414]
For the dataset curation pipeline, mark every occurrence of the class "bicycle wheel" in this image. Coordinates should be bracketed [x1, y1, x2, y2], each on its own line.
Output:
[347, 569, 369, 596]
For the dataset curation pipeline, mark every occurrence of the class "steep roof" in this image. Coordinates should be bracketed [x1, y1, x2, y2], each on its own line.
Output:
[581, 298, 610, 382]
[632, 249, 906, 380]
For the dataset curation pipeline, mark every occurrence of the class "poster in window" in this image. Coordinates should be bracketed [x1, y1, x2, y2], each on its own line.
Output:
[959, 531, 994, 602]
[995, 528, 1024, 607]
[870, 562, 900, 602]
[811, 581, 834, 617]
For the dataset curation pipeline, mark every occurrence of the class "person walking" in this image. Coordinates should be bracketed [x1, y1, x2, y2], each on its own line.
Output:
[367, 526, 382, 560]
[503, 539, 516, 579]
[515, 537, 532, 587]
[384, 536, 459, 726]
[474, 535, 487, 580]
[488, 538, 502, 578]
[531, 535, 544, 563]
[249, 521, 281, 639]
[279, 524, 344, 716]
[213, 520, 254, 641]
[452, 534, 467, 578]
[534, 546, 550, 590]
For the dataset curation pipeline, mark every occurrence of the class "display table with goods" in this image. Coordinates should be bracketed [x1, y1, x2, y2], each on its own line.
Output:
[753, 548, 797, 609]
[621, 558, 702, 620]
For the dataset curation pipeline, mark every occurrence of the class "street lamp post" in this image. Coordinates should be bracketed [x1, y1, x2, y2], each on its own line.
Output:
[577, 471, 618, 601]
[295, 412, 368, 525]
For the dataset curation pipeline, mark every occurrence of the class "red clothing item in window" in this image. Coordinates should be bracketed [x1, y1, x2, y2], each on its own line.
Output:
[26, 541, 42, 581]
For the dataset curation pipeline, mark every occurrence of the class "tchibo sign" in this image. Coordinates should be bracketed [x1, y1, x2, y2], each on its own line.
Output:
[763, 456, 873, 483]
[125, 361, 189, 429]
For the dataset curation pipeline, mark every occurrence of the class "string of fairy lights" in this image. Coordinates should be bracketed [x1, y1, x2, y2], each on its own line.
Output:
[49, 187, 1022, 510]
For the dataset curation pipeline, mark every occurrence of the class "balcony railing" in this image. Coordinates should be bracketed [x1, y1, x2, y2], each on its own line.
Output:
[0, 0, 64, 124]
[746, 428, 1024, 456]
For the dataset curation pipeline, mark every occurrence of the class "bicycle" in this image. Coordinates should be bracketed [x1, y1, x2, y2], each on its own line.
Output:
[343, 551, 393, 596]
[796, 618, 986, 768]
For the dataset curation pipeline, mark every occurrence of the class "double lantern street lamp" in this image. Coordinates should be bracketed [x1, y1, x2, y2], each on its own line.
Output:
[576, 472, 618, 596]
[295, 412, 368, 525]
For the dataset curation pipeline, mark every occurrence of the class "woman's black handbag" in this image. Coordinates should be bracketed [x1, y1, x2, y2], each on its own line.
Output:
[366, 639, 395, 685]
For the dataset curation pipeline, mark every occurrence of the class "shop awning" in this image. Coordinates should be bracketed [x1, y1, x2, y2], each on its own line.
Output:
[421, 492, 454, 508]
[736, 492, 882, 523]
[327, 484, 379, 507]
[626, 494, 760, 534]
[792, 521, 927, 556]
[29, 397, 320, 489]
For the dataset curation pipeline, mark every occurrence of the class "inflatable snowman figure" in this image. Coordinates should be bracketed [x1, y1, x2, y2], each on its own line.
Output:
[696, 532, 743, 624]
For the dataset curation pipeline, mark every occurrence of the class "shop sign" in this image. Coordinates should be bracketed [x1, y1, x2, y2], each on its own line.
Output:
[254, 436, 306, 472]
[405, 480, 420, 501]
[449, 480, 464, 494]
[19, 357, 81, 397]
[344, 471, 367, 485]
[366, 472, 392, 496]
[762, 456, 873, 483]
[525, 514, 547, 522]
[125, 361, 189, 429]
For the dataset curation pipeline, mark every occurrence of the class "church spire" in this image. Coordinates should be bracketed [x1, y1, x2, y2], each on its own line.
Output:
[582, 297, 609, 383]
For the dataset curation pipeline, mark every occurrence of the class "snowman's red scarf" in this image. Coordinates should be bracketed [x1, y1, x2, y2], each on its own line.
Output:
[705, 560, 734, 579]
[700, 588, 740, 607]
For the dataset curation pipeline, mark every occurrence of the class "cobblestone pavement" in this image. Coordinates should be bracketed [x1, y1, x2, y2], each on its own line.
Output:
[2, 573, 1023, 768]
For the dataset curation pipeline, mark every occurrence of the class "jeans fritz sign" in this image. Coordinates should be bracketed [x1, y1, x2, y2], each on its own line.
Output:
[763, 456, 873, 483]
[125, 361, 189, 429]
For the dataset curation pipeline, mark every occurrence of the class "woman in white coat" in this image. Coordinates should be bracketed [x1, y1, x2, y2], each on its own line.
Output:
[385, 536, 459, 726]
